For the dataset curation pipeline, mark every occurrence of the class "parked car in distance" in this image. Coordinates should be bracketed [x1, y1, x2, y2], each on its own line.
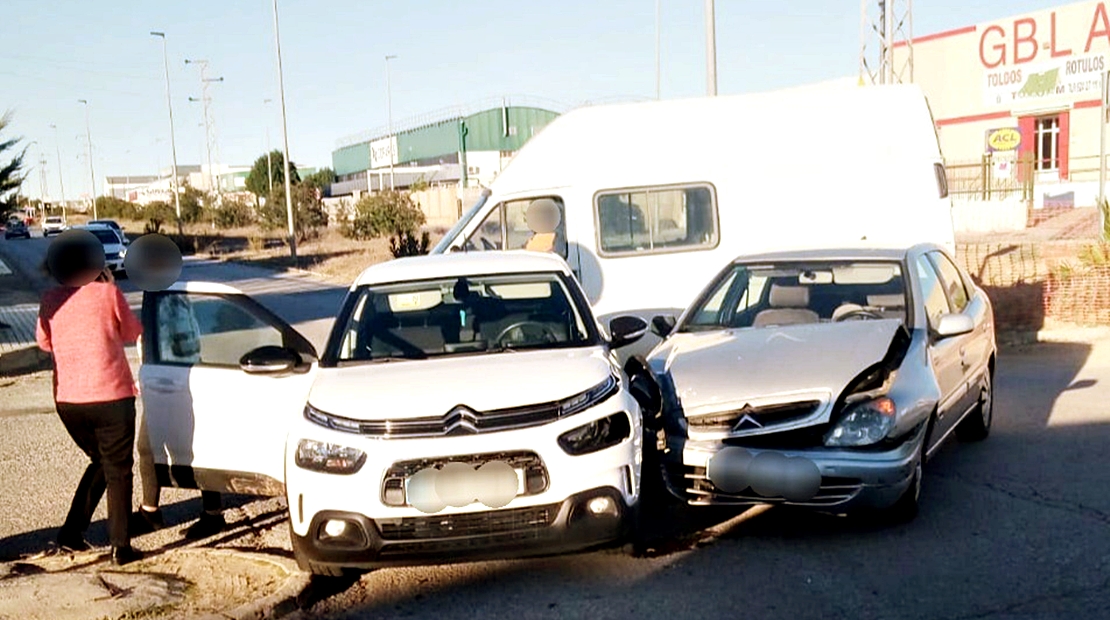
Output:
[42, 216, 67, 237]
[646, 244, 996, 522]
[74, 224, 128, 274]
[4, 220, 30, 240]
[138, 251, 656, 575]
[87, 219, 128, 244]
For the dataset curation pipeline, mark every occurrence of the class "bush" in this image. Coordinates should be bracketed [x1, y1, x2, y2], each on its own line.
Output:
[390, 230, 431, 258]
[94, 196, 140, 220]
[144, 219, 164, 235]
[143, 201, 176, 224]
[259, 184, 327, 241]
[212, 197, 256, 229]
[343, 191, 425, 241]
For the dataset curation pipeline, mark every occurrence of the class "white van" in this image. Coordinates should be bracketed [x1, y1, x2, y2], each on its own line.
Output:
[431, 84, 954, 353]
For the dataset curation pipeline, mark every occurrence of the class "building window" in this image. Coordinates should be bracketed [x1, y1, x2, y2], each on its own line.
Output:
[1035, 116, 1060, 172]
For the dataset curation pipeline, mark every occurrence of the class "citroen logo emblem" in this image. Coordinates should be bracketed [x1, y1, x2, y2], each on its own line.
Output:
[444, 406, 481, 436]
[733, 405, 763, 431]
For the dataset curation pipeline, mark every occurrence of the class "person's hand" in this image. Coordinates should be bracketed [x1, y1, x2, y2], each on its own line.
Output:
[99, 267, 115, 284]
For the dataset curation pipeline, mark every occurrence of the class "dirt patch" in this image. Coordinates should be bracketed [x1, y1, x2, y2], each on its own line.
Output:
[0, 549, 293, 620]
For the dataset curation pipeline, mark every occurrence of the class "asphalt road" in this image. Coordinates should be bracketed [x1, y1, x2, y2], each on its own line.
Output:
[3, 231, 1110, 619]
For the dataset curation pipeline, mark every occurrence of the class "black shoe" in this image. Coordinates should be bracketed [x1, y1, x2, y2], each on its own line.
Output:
[56, 532, 92, 553]
[111, 545, 144, 566]
[130, 508, 166, 535]
[183, 512, 226, 541]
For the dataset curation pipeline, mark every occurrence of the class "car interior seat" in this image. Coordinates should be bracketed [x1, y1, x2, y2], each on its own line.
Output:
[867, 293, 907, 321]
[752, 285, 821, 328]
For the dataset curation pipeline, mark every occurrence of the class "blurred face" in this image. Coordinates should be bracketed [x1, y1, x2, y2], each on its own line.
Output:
[526, 201, 561, 234]
[46, 230, 106, 287]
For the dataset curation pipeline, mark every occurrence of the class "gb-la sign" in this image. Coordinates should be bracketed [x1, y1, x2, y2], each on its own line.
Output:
[979, 2, 1110, 68]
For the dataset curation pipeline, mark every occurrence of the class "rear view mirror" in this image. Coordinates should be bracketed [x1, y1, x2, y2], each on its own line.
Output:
[240, 345, 302, 375]
[651, 315, 677, 338]
[934, 313, 974, 339]
[609, 316, 649, 349]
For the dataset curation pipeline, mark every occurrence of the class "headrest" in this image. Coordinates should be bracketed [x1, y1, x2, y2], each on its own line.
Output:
[867, 294, 905, 308]
[769, 285, 810, 308]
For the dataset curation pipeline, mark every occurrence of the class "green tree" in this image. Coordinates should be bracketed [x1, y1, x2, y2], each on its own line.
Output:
[179, 183, 206, 224]
[0, 111, 27, 211]
[212, 196, 256, 229]
[342, 191, 425, 241]
[303, 167, 336, 194]
[94, 196, 139, 220]
[246, 150, 299, 197]
[259, 183, 327, 241]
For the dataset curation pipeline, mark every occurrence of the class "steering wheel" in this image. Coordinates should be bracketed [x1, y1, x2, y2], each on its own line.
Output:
[834, 308, 885, 322]
[494, 321, 558, 346]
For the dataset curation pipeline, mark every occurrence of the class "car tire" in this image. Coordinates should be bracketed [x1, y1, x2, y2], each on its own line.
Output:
[885, 442, 923, 524]
[956, 369, 993, 443]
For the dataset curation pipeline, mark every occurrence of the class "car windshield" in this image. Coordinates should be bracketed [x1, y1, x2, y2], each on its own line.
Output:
[681, 260, 907, 332]
[332, 272, 597, 363]
[85, 229, 120, 245]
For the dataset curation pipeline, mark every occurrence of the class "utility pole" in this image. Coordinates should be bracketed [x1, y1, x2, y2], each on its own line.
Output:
[655, 0, 662, 100]
[39, 154, 49, 209]
[385, 54, 397, 191]
[77, 99, 97, 219]
[860, 0, 914, 85]
[186, 59, 224, 203]
[1099, 70, 1109, 238]
[271, 0, 297, 260]
[264, 99, 274, 193]
[151, 31, 183, 235]
[49, 124, 67, 217]
[705, 0, 717, 96]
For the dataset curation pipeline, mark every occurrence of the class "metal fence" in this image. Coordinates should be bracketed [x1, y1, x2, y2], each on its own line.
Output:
[945, 155, 1035, 202]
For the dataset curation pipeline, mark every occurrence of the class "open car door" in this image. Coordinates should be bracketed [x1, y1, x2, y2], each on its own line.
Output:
[138, 282, 318, 496]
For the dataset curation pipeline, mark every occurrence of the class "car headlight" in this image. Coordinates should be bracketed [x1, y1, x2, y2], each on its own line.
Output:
[119, 247, 127, 258]
[824, 397, 896, 447]
[559, 374, 619, 417]
[295, 439, 366, 474]
[558, 412, 631, 455]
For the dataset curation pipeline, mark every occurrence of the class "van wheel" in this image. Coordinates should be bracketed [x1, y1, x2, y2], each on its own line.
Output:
[957, 370, 993, 442]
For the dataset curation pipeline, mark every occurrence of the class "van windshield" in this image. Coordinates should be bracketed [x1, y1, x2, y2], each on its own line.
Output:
[431, 190, 490, 254]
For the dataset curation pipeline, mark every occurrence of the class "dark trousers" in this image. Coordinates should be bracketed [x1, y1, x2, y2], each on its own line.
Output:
[139, 471, 222, 513]
[56, 397, 136, 548]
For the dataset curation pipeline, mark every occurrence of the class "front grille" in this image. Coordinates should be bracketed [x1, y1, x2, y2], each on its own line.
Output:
[377, 503, 559, 541]
[667, 463, 862, 507]
[359, 402, 561, 438]
[687, 400, 822, 433]
[381, 451, 549, 507]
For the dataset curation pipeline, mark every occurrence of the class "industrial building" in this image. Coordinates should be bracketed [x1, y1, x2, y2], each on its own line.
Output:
[330, 100, 560, 197]
[901, 0, 1110, 207]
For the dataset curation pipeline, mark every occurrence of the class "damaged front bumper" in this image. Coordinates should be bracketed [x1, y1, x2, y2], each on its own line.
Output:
[658, 423, 926, 512]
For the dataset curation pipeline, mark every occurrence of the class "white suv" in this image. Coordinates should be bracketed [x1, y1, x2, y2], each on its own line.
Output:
[138, 251, 650, 574]
[42, 215, 67, 237]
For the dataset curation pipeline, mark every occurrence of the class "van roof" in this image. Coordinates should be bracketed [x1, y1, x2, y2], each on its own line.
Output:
[352, 250, 573, 287]
[492, 84, 939, 194]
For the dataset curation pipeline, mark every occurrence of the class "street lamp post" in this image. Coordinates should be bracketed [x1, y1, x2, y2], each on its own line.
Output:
[49, 124, 67, 218]
[705, 0, 717, 96]
[151, 31, 183, 236]
[271, 0, 297, 260]
[264, 99, 274, 193]
[385, 54, 397, 191]
[77, 99, 97, 219]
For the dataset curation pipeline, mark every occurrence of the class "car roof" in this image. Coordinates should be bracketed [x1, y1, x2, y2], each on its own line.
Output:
[730, 243, 945, 265]
[352, 250, 573, 287]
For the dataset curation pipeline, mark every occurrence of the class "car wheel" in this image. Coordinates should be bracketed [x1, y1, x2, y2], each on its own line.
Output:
[884, 441, 923, 524]
[289, 522, 364, 578]
[956, 370, 993, 443]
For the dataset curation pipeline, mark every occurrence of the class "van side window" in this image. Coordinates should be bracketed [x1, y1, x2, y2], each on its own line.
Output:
[595, 185, 718, 255]
[464, 196, 567, 257]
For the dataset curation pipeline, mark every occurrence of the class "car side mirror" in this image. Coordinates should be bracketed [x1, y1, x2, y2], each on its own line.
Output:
[934, 313, 974, 339]
[609, 315, 649, 349]
[239, 345, 302, 375]
[651, 315, 677, 338]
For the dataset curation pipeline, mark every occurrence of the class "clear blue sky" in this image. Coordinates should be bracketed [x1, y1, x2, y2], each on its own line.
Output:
[1, 0, 1065, 201]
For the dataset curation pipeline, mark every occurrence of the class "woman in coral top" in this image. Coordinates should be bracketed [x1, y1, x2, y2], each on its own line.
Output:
[35, 232, 143, 566]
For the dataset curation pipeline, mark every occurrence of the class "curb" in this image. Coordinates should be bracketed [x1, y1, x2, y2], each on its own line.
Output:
[187, 549, 311, 620]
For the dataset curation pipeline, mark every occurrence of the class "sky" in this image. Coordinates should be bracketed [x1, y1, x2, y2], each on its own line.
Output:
[0, 0, 1072, 202]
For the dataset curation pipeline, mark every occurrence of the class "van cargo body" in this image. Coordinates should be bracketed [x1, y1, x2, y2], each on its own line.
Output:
[432, 85, 954, 353]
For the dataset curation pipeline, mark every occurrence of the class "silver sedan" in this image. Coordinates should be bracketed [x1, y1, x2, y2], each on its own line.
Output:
[644, 243, 996, 521]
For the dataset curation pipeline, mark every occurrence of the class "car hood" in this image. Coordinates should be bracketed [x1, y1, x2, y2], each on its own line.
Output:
[650, 320, 904, 416]
[307, 347, 615, 420]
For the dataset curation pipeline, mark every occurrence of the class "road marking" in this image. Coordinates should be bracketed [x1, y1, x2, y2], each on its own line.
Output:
[0, 257, 10, 276]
